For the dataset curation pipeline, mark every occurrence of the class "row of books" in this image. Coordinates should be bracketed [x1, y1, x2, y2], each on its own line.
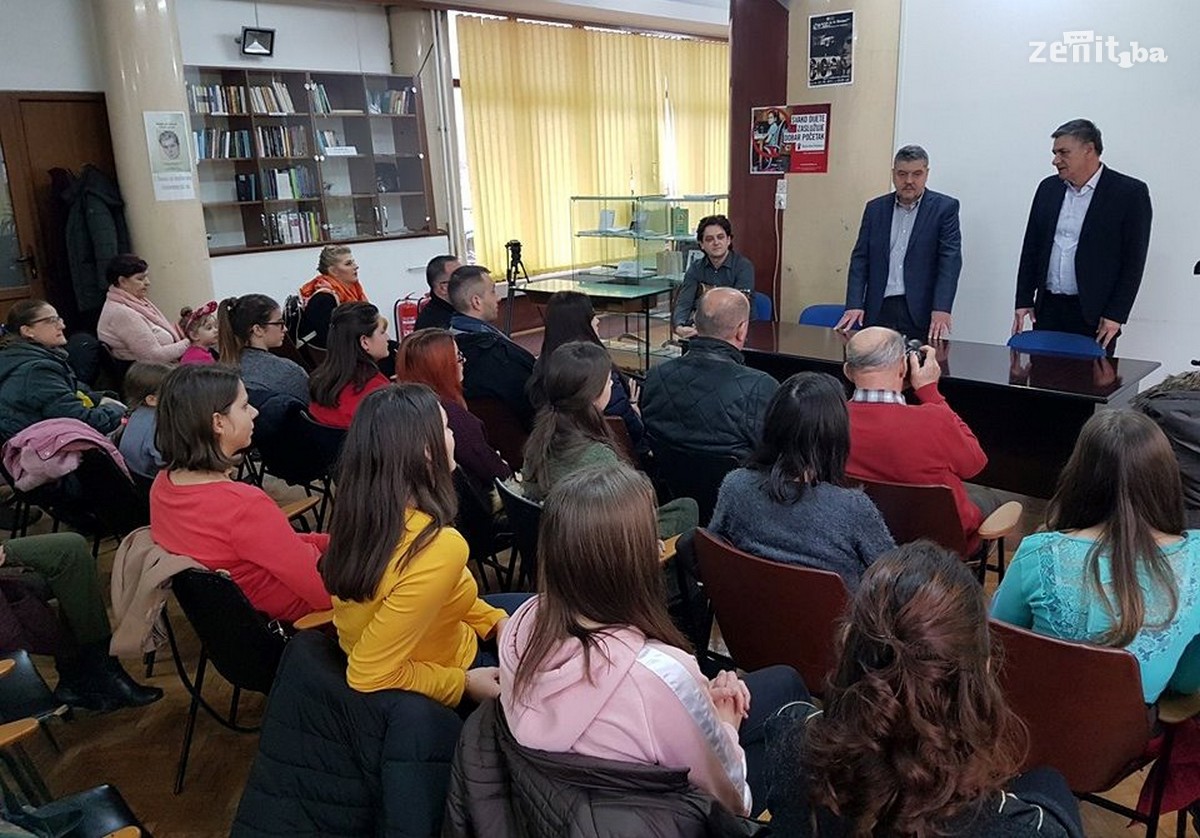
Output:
[188, 81, 300, 114]
[261, 167, 320, 201]
[255, 125, 309, 158]
[310, 84, 364, 115]
[264, 210, 324, 245]
[368, 88, 413, 115]
[194, 128, 253, 159]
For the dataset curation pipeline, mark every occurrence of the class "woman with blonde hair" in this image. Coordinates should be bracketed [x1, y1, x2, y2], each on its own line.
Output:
[297, 244, 369, 348]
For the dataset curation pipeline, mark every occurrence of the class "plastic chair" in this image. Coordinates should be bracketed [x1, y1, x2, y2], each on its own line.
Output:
[454, 470, 513, 593]
[650, 441, 739, 526]
[0, 651, 68, 754]
[857, 479, 1022, 581]
[692, 529, 849, 695]
[990, 620, 1193, 836]
[494, 479, 542, 591]
[252, 401, 345, 530]
[468, 398, 529, 472]
[751, 292, 773, 322]
[15, 784, 145, 838]
[798, 304, 846, 328]
[168, 568, 289, 794]
[1008, 329, 1105, 359]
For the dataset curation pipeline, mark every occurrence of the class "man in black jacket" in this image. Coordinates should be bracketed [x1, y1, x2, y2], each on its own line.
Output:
[448, 265, 537, 431]
[1013, 119, 1152, 354]
[414, 253, 461, 331]
[642, 288, 778, 459]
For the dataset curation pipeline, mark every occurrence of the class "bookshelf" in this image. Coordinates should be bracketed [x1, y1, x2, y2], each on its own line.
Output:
[185, 67, 439, 255]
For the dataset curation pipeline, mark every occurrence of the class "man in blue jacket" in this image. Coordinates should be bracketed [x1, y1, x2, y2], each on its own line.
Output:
[835, 145, 963, 341]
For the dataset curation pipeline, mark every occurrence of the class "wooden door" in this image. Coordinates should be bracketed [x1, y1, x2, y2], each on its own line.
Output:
[0, 91, 115, 326]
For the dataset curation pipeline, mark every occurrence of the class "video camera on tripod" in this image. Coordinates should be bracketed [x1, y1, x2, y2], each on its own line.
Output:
[503, 238, 529, 335]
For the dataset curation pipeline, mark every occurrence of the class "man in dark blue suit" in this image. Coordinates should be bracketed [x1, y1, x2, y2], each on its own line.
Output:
[836, 145, 963, 341]
[1013, 119, 1152, 353]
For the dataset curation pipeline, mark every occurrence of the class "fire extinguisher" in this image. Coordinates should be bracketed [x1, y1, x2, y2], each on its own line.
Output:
[396, 294, 422, 339]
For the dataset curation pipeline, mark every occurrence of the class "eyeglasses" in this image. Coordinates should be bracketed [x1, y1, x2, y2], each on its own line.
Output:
[456, 351, 466, 364]
[263, 319, 287, 328]
[29, 315, 65, 327]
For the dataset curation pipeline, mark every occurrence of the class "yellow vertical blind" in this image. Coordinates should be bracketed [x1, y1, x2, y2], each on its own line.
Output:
[457, 16, 729, 275]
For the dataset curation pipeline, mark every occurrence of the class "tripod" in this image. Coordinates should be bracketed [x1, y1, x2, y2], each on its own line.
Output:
[503, 239, 530, 336]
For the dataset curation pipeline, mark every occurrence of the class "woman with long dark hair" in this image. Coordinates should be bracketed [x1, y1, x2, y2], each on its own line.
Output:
[522, 341, 696, 537]
[501, 463, 807, 817]
[768, 542, 1082, 837]
[395, 328, 511, 497]
[216, 293, 308, 402]
[527, 290, 643, 449]
[320, 383, 515, 708]
[993, 409, 1200, 703]
[709, 372, 893, 590]
[308, 301, 390, 428]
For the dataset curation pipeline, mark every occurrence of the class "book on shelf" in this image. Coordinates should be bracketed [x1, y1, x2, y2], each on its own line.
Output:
[192, 128, 252, 159]
[264, 209, 322, 245]
[254, 125, 309, 157]
[261, 166, 318, 201]
[670, 207, 690, 237]
[311, 83, 333, 114]
[315, 129, 340, 152]
[187, 83, 248, 115]
[368, 88, 413, 115]
[248, 81, 298, 114]
[235, 172, 259, 202]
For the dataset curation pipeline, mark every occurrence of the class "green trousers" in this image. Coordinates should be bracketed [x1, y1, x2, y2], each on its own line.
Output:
[657, 497, 699, 539]
[3, 533, 111, 647]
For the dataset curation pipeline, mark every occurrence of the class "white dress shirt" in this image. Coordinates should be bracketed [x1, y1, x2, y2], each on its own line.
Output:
[1046, 165, 1103, 295]
[886, 194, 922, 297]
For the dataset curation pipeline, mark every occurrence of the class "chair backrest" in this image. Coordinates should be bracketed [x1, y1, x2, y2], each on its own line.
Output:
[990, 620, 1152, 793]
[54, 448, 149, 540]
[1007, 329, 1105, 359]
[651, 441, 739, 526]
[172, 568, 287, 695]
[693, 528, 849, 693]
[494, 479, 541, 590]
[857, 479, 969, 557]
[798, 304, 846, 328]
[751, 292, 773, 322]
[253, 404, 345, 487]
[603, 416, 637, 461]
[454, 470, 498, 566]
[0, 649, 64, 723]
[468, 398, 528, 471]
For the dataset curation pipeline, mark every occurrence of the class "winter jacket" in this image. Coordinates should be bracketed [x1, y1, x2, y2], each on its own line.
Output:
[0, 340, 124, 442]
[499, 596, 751, 815]
[63, 165, 131, 313]
[1136, 388, 1200, 528]
[108, 527, 202, 657]
[231, 630, 463, 838]
[443, 698, 767, 838]
[2, 418, 128, 491]
[451, 315, 537, 432]
[641, 337, 778, 459]
[96, 286, 187, 363]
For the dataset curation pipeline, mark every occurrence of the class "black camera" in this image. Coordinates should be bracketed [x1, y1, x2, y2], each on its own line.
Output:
[905, 338, 926, 367]
[505, 239, 522, 266]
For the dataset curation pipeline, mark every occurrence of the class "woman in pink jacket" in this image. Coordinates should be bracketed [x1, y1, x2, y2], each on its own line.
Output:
[499, 462, 807, 817]
[97, 254, 188, 363]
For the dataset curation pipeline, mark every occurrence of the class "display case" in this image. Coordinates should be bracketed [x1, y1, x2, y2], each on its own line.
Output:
[569, 193, 728, 285]
[185, 66, 439, 255]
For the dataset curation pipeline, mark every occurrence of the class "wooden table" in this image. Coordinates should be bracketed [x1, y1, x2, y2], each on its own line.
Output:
[741, 322, 1160, 498]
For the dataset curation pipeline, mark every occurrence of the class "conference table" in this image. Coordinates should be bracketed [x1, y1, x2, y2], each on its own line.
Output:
[741, 322, 1161, 498]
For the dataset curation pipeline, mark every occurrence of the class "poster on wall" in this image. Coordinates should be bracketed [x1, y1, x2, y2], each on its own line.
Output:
[809, 11, 854, 87]
[143, 111, 195, 201]
[750, 104, 831, 174]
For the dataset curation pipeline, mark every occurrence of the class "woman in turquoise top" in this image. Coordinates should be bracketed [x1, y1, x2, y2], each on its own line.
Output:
[992, 409, 1200, 704]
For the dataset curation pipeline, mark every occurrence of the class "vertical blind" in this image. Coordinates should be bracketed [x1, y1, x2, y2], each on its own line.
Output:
[457, 16, 729, 275]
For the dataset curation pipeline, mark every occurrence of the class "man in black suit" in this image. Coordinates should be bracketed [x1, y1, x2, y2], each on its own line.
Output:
[1013, 119, 1152, 353]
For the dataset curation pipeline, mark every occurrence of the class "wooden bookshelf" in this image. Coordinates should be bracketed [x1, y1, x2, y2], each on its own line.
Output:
[185, 67, 440, 253]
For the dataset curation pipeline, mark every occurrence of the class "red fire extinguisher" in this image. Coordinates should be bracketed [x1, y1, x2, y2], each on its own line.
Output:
[395, 294, 423, 339]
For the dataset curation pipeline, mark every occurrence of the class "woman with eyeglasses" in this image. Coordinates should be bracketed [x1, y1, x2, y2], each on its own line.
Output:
[0, 299, 125, 441]
[396, 328, 511, 499]
[216, 294, 309, 403]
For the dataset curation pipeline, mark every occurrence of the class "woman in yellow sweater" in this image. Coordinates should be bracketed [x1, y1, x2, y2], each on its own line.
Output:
[319, 382, 523, 708]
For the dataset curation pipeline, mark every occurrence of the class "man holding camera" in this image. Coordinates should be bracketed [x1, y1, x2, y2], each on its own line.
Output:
[842, 327, 994, 554]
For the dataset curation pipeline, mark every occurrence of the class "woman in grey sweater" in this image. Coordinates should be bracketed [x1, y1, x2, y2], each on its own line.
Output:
[708, 371, 893, 590]
[216, 294, 309, 403]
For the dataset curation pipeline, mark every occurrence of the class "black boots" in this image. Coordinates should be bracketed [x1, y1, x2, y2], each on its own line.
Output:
[53, 642, 164, 712]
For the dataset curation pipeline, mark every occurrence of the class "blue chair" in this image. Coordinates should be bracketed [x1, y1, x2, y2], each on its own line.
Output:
[798, 304, 845, 328]
[1008, 329, 1104, 359]
[751, 291, 773, 321]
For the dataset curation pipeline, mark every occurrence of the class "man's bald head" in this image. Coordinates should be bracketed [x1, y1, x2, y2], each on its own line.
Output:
[845, 327, 906, 378]
[694, 288, 751, 345]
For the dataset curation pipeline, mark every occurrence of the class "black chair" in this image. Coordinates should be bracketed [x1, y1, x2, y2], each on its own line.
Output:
[14, 783, 146, 838]
[455, 471, 513, 593]
[494, 479, 541, 591]
[650, 441, 739, 526]
[0, 651, 68, 753]
[168, 568, 288, 794]
[468, 398, 528, 472]
[252, 400, 345, 530]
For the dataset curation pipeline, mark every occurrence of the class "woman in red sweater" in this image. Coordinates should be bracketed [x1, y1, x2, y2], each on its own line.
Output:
[308, 302, 390, 429]
[149, 364, 331, 622]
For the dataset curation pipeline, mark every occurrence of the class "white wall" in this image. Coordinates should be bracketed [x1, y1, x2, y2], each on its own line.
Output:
[209, 234, 451, 308]
[896, 0, 1198, 381]
[0, 0, 102, 90]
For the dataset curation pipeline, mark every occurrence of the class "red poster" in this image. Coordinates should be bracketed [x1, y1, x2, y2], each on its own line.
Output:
[750, 104, 831, 174]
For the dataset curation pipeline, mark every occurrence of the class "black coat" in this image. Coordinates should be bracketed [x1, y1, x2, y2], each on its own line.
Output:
[452, 317, 537, 432]
[231, 631, 463, 838]
[415, 295, 457, 331]
[1136, 386, 1200, 528]
[1015, 166, 1152, 326]
[443, 698, 767, 838]
[641, 337, 778, 459]
[63, 165, 131, 313]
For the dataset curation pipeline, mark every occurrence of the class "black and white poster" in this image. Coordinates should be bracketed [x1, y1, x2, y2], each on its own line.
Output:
[809, 11, 854, 88]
